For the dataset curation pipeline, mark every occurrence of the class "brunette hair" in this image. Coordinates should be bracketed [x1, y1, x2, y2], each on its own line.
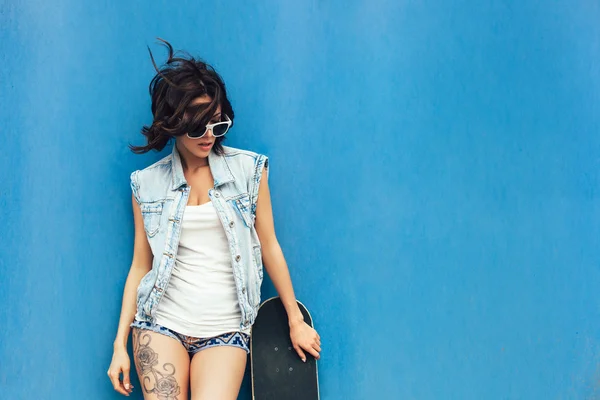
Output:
[130, 39, 234, 154]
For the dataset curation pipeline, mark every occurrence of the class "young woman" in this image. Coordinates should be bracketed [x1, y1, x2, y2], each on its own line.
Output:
[107, 40, 321, 399]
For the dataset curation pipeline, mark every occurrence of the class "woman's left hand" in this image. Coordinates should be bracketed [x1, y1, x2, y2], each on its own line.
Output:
[289, 320, 321, 362]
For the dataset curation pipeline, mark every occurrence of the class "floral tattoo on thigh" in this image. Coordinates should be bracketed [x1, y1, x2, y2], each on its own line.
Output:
[133, 330, 181, 400]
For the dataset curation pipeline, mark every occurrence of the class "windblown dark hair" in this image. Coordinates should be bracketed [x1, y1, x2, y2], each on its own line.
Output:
[130, 39, 234, 154]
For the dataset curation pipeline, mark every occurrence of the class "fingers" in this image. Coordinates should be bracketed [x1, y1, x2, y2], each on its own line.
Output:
[312, 330, 321, 356]
[107, 369, 128, 396]
[297, 338, 321, 361]
[313, 329, 321, 346]
[304, 344, 320, 360]
[294, 345, 307, 362]
[291, 324, 322, 362]
[107, 366, 134, 396]
[122, 367, 134, 394]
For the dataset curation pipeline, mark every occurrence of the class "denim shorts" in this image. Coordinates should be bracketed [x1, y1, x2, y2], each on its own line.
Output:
[131, 319, 250, 355]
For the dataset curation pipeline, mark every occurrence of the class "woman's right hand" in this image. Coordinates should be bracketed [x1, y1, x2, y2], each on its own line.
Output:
[107, 346, 134, 396]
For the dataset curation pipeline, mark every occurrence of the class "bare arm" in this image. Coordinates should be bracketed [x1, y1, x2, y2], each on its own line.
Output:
[254, 172, 302, 322]
[113, 194, 153, 348]
[255, 172, 321, 360]
[108, 194, 153, 396]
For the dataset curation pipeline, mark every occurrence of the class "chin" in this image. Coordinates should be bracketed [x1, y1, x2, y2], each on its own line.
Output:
[177, 139, 213, 159]
[191, 148, 211, 158]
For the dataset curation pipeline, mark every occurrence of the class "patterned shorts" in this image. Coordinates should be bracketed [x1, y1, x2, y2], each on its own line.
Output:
[131, 319, 250, 355]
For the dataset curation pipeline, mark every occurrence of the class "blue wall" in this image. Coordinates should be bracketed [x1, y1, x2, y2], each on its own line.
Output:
[2, 1, 599, 399]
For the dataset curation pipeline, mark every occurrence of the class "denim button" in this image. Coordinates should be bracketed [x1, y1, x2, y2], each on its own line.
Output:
[229, 221, 234, 228]
[214, 192, 220, 198]
[235, 255, 241, 262]
[242, 288, 246, 294]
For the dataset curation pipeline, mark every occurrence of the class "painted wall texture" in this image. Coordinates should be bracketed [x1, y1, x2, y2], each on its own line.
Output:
[1, 1, 599, 398]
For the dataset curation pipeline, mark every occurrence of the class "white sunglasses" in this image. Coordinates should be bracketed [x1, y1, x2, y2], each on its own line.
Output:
[186, 115, 232, 139]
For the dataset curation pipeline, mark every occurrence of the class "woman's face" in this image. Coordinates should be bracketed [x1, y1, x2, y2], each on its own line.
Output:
[176, 96, 222, 160]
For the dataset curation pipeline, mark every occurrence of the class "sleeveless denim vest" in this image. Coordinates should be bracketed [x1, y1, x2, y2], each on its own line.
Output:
[130, 144, 269, 331]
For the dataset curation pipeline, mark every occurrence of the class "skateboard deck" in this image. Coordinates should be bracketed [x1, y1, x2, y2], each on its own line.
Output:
[251, 296, 319, 400]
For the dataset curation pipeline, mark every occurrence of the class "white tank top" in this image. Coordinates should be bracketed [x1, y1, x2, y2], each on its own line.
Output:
[154, 201, 249, 337]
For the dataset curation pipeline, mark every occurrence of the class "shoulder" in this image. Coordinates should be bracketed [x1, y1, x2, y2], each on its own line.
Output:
[221, 146, 269, 201]
[222, 145, 266, 161]
[222, 146, 269, 176]
[130, 153, 173, 202]
[131, 154, 172, 181]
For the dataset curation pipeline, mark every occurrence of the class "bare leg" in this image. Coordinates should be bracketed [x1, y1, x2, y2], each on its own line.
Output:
[189, 346, 247, 400]
[132, 328, 190, 400]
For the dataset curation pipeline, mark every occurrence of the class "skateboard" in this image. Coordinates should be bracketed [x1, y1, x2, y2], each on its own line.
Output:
[250, 296, 320, 400]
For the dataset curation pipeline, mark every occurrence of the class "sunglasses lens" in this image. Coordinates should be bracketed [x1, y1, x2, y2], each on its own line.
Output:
[212, 123, 229, 137]
[187, 130, 205, 139]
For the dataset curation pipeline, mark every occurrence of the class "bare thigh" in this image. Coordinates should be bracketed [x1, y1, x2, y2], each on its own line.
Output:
[132, 328, 190, 400]
[189, 346, 247, 400]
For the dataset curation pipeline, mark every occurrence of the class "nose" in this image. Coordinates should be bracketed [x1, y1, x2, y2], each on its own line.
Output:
[204, 127, 215, 139]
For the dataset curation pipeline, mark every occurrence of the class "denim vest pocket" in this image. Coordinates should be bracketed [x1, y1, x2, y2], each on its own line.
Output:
[140, 201, 163, 237]
[232, 194, 253, 228]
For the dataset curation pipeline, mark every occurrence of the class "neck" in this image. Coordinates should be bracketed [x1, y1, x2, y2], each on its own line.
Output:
[176, 142, 209, 171]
